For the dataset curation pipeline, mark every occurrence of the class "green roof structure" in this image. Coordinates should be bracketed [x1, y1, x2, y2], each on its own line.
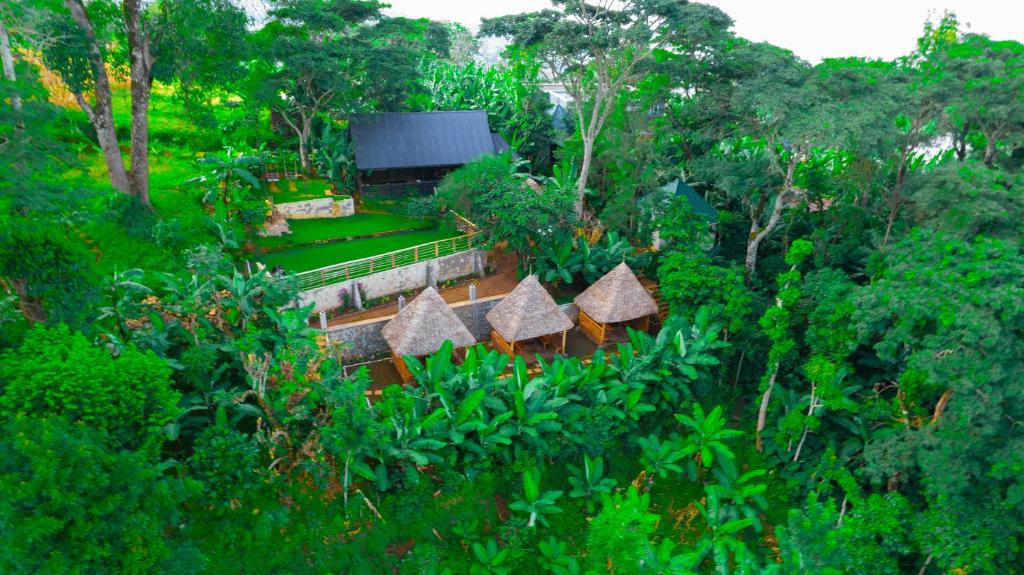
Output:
[661, 179, 718, 224]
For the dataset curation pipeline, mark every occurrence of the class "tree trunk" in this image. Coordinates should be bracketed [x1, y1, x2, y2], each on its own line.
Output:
[299, 117, 312, 172]
[755, 367, 777, 452]
[10, 278, 46, 324]
[880, 159, 907, 250]
[0, 18, 21, 115]
[792, 390, 819, 463]
[745, 155, 795, 283]
[983, 134, 997, 167]
[954, 125, 968, 162]
[881, 202, 899, 249]
[744, 188, 787, 284]
[279, 108, 311, 172]
[124, 0, 153, 206]
[65, 0, 132, 195]
[575, 135, 595, 218]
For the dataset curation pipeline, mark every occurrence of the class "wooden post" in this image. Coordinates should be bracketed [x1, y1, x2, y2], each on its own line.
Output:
[414, 245, 419, 262]
[369, 258, 374, 273]
[392, 253, 396, 268]
[320, 270, 325, 286]
[561, 330, 567, 354]
[452, 237, 457, 253]
[435, 241, 440, 258]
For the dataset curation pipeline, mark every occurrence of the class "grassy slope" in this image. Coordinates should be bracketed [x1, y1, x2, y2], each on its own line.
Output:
[257, 213, 435, 250]
[60, 147, 207, 274]
[59, 85, 274, 273]
[257, 226, 459, 273]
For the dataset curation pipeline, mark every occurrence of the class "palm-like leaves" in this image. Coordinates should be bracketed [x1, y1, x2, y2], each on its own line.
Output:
[311, 124, 355, 190]
[510, 466, 563, 527]
[676, 403, 743, 479]
[638, 434, 686, 479]
[566, 454, 617, 513]
[709, 467, 770, 532]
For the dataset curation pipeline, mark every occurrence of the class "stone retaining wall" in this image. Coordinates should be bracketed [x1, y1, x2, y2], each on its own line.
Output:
[325, 298, 578, 361]
[276, 196, 355, 219]
[297, 249, 485, 314]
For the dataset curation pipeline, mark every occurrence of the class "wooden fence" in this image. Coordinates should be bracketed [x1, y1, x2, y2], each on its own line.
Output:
[293, 231, 480, 291]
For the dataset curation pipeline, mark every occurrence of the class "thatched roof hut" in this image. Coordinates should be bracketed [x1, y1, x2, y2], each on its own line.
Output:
[486, 275, 573, 353]
[382, 287, 475, 358]
[574, 263, 658, 344]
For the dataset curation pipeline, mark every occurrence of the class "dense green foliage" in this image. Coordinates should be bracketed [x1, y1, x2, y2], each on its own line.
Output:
[0, 325, 179, 452]
[0, 2, 1022, 573]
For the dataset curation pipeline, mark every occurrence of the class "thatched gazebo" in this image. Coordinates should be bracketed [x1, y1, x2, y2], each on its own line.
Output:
[486, 275, 574, 357]
[574, 262, 658, 345]
[382, 287, 475, 382]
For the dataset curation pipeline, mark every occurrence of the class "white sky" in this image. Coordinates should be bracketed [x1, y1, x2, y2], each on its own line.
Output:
[382, 0, 1024, 63]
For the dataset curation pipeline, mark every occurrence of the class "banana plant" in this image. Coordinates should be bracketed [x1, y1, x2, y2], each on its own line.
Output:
[676, 403, 743, 480]
[534, 239, 578, 285]
[615, 311, 726, 420]
[375, 392, 448, 489]
[507, 356, 567, 455]
[638, 434, 686, 479]
[566, 454, 617, 513]
[537, 536, 582, 575]
[709, 467, 769, 532]
[685, 487, 761, 575]
[509, 466, 563, 527]
[311, 123, 355, 191]
[187, 148, 263, 219]
[470, 538, 511, 575]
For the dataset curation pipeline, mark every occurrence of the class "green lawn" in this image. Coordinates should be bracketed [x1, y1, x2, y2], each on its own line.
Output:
[269, 177, 340, 204]
[256, 213, 435, 250]
[257, 226, 460, 273]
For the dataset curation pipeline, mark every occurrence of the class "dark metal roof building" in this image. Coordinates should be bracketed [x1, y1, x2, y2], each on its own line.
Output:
[350, 111, 507, 171]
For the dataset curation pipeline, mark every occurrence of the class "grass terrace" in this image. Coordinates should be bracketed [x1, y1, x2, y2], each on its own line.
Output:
[257, 213, 435, 250]
[257, 225, 460, 273]
[267, 177, 343, 204]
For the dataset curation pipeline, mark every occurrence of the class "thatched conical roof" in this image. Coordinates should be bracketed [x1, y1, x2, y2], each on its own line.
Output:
[574, 262, 658, 323]
[382, 287, 475, 356]
[486, 275, 574, 342]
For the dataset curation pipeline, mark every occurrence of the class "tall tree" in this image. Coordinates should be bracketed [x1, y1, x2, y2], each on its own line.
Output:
[693, 42, 829, 281]
[255, 0, 384, 170]
[39, 0, 158, 204]
[480, 0, 695, 217]
[940, 34, 1024, 167]
[149, 0, 250, 119]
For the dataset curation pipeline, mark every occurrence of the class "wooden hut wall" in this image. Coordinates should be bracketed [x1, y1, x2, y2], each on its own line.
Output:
[490, 329, 515, 356]
[579, 309, 607, 345]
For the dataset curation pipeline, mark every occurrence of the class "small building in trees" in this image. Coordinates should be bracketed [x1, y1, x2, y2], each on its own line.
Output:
[651, 178, 719, 250]
[350, 111, 509, 196]
[381, 287, 476, 382]
[486, 275, 574, 360]
[574, 262, 659, 345]
[661, 179, 718, 224]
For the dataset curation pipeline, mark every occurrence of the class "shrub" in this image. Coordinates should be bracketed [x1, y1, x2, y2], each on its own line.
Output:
[0, 415, 176, 574]
[0, 324, 180, 452]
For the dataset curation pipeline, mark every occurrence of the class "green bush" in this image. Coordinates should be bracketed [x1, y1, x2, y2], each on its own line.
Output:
[0, 324, 180, 452]
[0, 415, 177, 574]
